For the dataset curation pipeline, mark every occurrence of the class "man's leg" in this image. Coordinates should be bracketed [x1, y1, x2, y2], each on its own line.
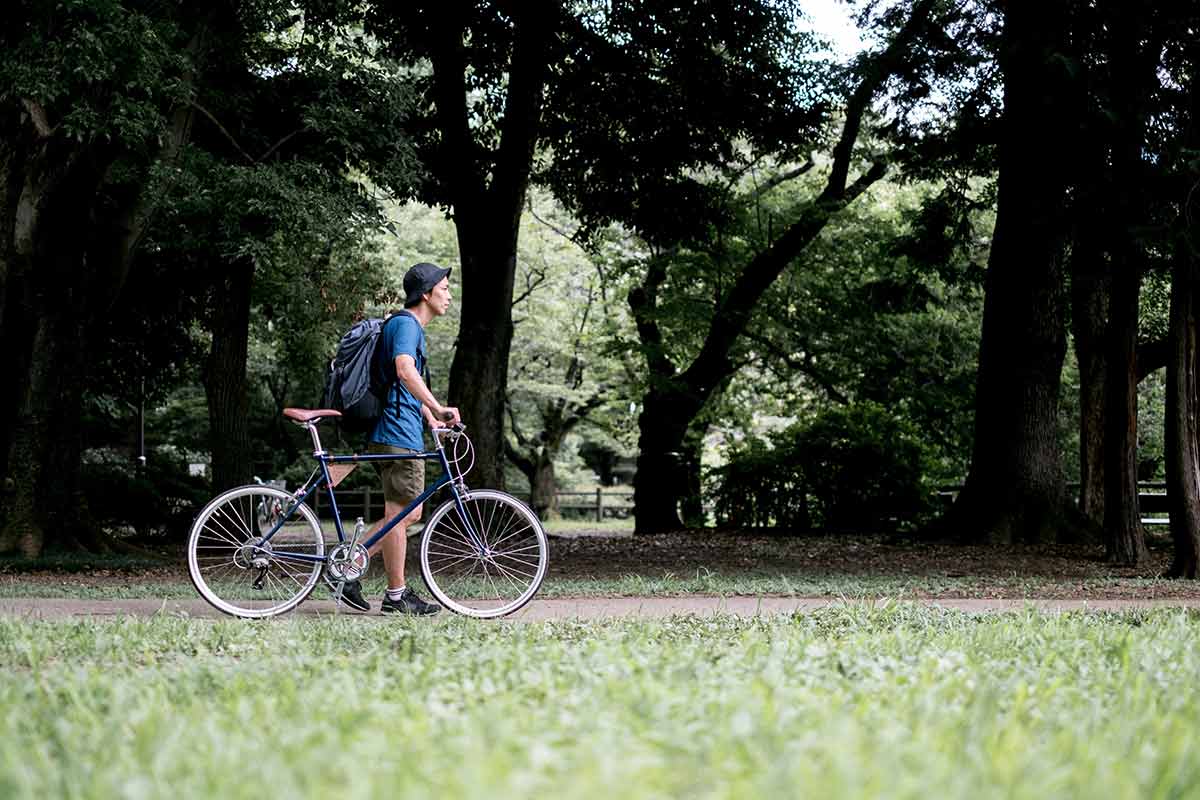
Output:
[367, 501, 422, 589]
[366, 447, 440, 615]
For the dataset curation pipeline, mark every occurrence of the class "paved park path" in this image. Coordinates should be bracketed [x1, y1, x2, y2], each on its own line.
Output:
[3, 596, 1200, 621]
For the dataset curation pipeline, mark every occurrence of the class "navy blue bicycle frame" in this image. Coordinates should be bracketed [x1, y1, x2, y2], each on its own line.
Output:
[254, 444, 480, 565]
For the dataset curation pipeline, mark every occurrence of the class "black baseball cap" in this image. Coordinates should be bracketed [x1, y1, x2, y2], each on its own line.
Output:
[403, 262, 452, 308]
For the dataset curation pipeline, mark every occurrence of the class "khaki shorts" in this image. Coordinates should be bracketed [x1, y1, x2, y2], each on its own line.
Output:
[368, 442, 425, 506]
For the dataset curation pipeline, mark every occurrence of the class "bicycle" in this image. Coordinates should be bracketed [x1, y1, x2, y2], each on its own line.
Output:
[186, 408, 549, 619]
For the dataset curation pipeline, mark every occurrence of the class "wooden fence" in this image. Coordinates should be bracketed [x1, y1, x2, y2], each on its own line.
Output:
[309, 486, 634, 522]
[938, 482, 1172, 526]
[307, 483, 1173, 527]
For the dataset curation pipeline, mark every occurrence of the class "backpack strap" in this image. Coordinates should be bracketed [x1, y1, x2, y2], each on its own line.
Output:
[394, 310, 432, 386]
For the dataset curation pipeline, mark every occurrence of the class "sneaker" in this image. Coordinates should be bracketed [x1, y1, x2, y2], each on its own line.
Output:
[325, 576, 371, 612]
[380, 587, 441, 616]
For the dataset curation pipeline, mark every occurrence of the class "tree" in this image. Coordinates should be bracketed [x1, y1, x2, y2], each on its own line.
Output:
[543, 0, 937, 532]
[1164, 21, 1200, 578]
[365, 2, 559, 489]
[748, 178, 988, 486]
[0, 1, 214, 555]
[503, 197, 628, 517]
[937, 0, 1084, 545]
[140, 1, 418, 494]
[1, 0, 420, 555]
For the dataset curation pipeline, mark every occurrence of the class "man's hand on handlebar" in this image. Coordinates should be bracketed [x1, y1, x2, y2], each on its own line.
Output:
[434, 405, 461, 427]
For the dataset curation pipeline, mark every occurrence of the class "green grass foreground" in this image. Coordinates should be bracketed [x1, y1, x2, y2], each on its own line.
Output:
[2, 607, 1199, 798]
[0, 571, 1189, 601]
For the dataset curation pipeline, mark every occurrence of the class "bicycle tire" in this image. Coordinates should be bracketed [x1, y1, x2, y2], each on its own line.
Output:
[419, 490, 549, 618]
[187, 485, 325, 618]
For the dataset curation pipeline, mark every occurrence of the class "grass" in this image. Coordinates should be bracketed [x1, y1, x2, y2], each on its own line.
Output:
[542, 517, 634, 536]
[0, 568, 1190, 602]
[2, 607, 1200, 798]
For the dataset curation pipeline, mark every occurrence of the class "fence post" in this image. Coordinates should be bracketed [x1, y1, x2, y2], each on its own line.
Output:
[596, 488, 604, 523]
[363, 486, 371, 522]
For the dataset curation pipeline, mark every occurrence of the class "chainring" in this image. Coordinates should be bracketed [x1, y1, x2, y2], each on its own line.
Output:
[326, 542, 370, 582]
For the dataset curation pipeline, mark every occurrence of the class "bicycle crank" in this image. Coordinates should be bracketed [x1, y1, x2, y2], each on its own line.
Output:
[326, 542, 370, 582]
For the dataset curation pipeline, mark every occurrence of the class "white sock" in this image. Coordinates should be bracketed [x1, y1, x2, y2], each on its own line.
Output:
[386, 586, 406, 601]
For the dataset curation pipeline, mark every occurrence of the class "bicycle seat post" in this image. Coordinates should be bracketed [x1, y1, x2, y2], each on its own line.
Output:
[304, 422, 326, 456]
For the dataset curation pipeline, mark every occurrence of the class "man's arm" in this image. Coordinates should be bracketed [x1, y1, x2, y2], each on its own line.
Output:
[395, 354, 461, 426]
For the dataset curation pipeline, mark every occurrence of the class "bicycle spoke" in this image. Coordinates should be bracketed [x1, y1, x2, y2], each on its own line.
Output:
[486, 557, 527, 596]
[441, 512, 482, 554]
[188, 486, 324, 618]
[426, 551, 479, 570]
[202, 516, 246, 549]
[487, 521, 535, 552]
[492, 554, 540, 578]
[420, 492, 547, 617]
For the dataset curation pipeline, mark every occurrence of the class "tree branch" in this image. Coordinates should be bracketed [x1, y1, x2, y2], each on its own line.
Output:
[742, 330, 850, 405]
[512, 258, 548, 307]
[505, 395, 533, 449]
[504, 437, 536, 479]
[529, 202, 581, 244]
[673, 0, 934, 399]
[488, 5, 559, 223]
[627, 254, 676, 379]
[1138, 337, 1168, 382]
[258, 128, 305, 162]
[21, 99, 54, 138]
[562, 390, 609, 434]
[190, 101, 256, 165]
[751, 159, 816, 201]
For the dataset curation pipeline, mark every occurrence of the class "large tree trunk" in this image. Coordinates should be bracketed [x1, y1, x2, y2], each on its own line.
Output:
[1165, 47, 1200, 578]
[1103, 256, 1146, 563]
[1100, 6, 1158, 565]
[939, 0, 1080, 545]
[632, 390, 698, 533]
[448, 232, 518, 489]
[1070, 216, 1109, 526]
[1166, 244, 1200, 577]
[204, 259, 254, 493]
[1, 309, 90, 555]
[0, 125, 114, 555]
[431, 7, 556, 490]
[529, 453, 559, 520]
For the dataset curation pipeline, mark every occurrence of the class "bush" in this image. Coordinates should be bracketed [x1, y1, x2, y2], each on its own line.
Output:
[709, 436, 810, 531]
[81, 448, 211, 540]
[710, 403, 934, 532]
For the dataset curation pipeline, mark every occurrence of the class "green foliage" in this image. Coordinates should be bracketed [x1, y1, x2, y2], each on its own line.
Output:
[4, 610, 1200, 797]
[1, 0, 196, 149]
[505, 192, 640, 485]
[539, 0, 833, 244]
[696, 171, 986, 485]
[709, 436, 809, 530]
[79, 448, 209, 539]
[711, 403, 934, 532]
[78, 0, 426, 491]
[795, 404, 935, 529]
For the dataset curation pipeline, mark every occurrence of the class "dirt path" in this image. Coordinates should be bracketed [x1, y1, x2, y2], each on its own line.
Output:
[3, 595, 1199, 621]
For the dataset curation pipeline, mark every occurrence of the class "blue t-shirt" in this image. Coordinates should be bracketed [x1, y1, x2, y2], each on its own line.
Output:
[369, 312, 427, 451]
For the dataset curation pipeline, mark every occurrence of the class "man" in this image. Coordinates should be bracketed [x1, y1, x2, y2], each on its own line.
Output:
[339, 262, 460, 614]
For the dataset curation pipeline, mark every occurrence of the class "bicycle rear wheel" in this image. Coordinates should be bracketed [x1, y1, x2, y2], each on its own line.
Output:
[419, 490, 549, 618]
[187, 485, 325, 618]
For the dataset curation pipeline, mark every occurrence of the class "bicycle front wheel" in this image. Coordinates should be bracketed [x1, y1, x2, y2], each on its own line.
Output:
[187, 485, 325, 618]
[419, 490, 549, 618]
